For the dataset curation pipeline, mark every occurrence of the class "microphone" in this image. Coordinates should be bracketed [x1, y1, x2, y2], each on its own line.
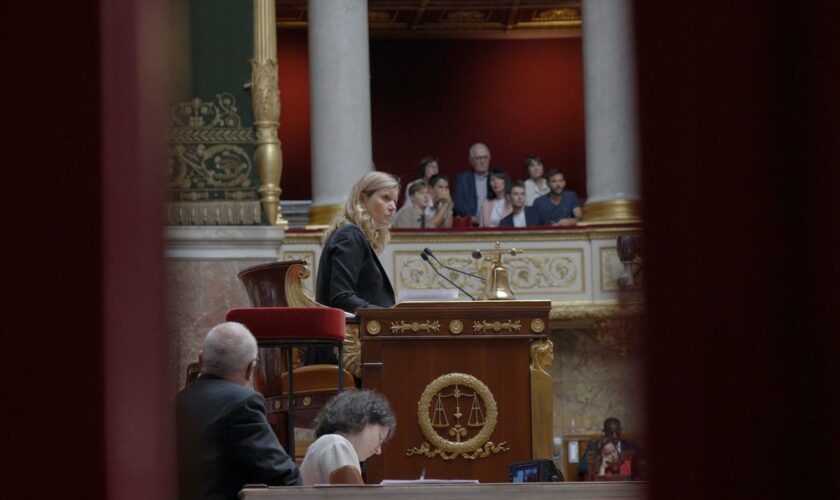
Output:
[420, 252, 476, 300]
[423, 248, 486, 282]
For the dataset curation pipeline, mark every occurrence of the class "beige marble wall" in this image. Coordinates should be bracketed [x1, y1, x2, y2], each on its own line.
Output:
[167, 258, 274, 392]
[549, 329, 646, 438]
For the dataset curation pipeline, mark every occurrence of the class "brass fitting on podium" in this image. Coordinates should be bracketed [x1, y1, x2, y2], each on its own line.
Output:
[475, 241, 522, 300]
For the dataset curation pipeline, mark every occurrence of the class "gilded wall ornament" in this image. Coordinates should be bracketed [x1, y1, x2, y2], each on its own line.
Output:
[390, 320, 440, 334]
[529, 339, 554, 375]
[407, 372, 509, 460]
[343, 324, 361, 378]
[366, 320, 382, 336]
[472, 320, 521, 333]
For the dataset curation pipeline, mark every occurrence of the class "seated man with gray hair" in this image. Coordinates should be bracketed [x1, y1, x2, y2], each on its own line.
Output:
[177, 322, 300, 499]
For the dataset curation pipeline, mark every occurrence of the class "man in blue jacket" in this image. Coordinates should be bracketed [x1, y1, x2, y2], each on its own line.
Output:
[453, 142, 492, 219]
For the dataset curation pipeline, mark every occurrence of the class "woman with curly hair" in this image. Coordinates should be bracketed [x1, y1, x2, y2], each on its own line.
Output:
[300, 390, 396, 485]
[306, 171, 400, 365]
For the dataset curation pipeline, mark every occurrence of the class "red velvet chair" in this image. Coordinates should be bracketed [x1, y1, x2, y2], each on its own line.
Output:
[226, 306, 347, 458]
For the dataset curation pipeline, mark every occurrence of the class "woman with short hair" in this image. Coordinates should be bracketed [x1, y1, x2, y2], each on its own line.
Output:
[300, 390, 396, 485]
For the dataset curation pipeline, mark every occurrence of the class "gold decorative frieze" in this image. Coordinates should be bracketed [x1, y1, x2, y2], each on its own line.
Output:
[165, 201, 261, 225]
[449, 320, 464, 335]
[395, 249, 585, 298]
[534, 8, 580, 22]
[408, 372, 509, 460]
[390, 320, 440, 334]
[366, 320, 382, 336]
[167, 93, 259, 225]
[441, 10, 487, 23]
[473, 320, 521, 333]
[169, 94, 251, 138]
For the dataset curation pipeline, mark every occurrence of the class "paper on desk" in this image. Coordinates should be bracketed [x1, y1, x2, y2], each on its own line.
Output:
[380, 479, 479, 485]
[396, 288, 460, 302]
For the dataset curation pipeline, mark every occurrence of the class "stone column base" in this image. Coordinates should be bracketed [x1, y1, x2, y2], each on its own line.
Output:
[308, 202, 344, 226]
[579, 199, 642, 225]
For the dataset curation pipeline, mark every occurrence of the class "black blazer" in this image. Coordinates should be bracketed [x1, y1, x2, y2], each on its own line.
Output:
[316, 223, 395, 313]
[176, 375, 300, 499]
[499, 207, 539, 227]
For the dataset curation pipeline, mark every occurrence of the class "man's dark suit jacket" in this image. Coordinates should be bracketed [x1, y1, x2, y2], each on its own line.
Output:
[176, 375, 300, 499]
[453, 170, 490, 217]
[308, 223, 395, 364]
[499, 207, 540, 227]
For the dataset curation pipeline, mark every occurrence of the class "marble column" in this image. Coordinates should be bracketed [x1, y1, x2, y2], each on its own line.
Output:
[307, 0, 373, 225]
[580, 0, 642, 223]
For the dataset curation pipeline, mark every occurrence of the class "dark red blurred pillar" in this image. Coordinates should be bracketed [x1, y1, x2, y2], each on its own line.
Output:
[636, 1, 840, 498]
[6, 0, 171, 498]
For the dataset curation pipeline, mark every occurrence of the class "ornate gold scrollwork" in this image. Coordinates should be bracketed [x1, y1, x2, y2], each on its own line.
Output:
[366, 320, 381, 336]
[472, 320, 521, 333]
[449, 320, 464, 335]
[390, 320, 440, 334]
[343, 324, 361, 378]
[407, 373, 509, 460]
[529, 339, 555, 376]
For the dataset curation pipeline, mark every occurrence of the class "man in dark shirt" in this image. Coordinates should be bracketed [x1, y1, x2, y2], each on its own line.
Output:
[532, 169, 582, 226]
[578, 417, 638, 479]
[177, 322, 300, 499]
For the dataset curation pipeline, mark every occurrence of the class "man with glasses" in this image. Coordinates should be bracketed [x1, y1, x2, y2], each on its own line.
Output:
[453, 143, 492, 221]
[177, 322, 300, 498]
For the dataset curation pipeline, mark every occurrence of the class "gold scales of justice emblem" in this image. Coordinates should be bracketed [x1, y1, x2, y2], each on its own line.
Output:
[406, 372, 510, 460]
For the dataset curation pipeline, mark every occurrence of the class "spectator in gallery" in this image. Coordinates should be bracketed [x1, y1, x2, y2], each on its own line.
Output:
[499, 180, 539, 228]
[477, 169, 513, 228]
[176, 322, 301, 499]
[532, 168, 582, 226]
[300, 390, 396, 485]
[427, 174, 454, 228]
[403, 155, 440, 210]
[597, 441, 633, 477]
[578, 417, 638, 479]
[391, 179, 431, 229]
[453, 142, 492, 219]
[523, 154, 550, 206]
[307, 171, 399, 365]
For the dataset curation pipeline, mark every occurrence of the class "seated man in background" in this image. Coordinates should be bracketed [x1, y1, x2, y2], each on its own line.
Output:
[453, 142, 492, 220]
[532, 169, 582, 226]
[391, 179, 430, 228]
[177, 322, 300, 499]
[427, 174, 454, 228]
[578, 417, 638, 479]
[499, 180, 539, 228]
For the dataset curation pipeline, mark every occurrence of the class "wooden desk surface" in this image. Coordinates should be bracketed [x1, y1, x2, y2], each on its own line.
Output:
[239, 481, 648, 500]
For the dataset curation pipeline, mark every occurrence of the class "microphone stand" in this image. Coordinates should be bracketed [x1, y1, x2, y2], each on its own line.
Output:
[420, 253, 476, 300]
[423, 248, 486, 282]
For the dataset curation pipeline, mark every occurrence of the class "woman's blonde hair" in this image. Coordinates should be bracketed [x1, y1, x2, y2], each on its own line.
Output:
[323, 171, 400, 253]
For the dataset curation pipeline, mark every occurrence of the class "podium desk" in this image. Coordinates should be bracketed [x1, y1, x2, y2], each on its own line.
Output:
[354, 300, 554, 484]
[239, 482, 649, 500]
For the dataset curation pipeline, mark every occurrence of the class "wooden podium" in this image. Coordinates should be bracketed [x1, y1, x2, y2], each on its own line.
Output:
[355, 300, 554, 483]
